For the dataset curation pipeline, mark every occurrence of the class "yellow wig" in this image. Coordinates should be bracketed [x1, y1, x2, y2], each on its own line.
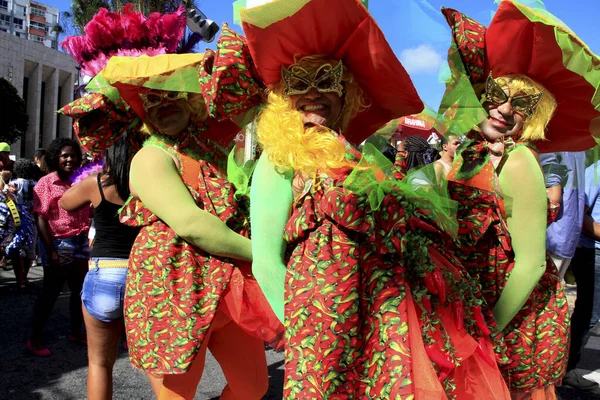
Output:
[255, 55, 369, 175]
[495, 74, 557, 142]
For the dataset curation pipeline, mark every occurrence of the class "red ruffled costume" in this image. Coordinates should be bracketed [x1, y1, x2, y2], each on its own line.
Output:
[447, 140, 569, 395]
[280, 137, 510, 399]
[60, 22, 283, 376]
[119, 135, 282, 374]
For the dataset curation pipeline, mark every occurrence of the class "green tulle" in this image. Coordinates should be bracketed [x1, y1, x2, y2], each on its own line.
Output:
[227, 148, 256, 200]
[437, 43, 488, 136]
[85, 73, 122, 103]
[343, 143, 458, 237]
[87, 65, 202, 95]
[233, 0, 247, 27]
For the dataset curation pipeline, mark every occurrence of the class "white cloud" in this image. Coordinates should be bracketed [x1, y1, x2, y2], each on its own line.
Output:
[399, 44, 443, 74]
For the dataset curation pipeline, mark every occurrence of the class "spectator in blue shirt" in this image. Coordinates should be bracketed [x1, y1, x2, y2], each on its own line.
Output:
[540, 152, 586, 278]
[562, 158, 600, 390]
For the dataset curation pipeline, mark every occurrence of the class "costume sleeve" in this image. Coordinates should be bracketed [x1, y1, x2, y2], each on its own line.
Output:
[584, 163, 600, 208]
[32, 177, 50, 219]
[249, 154, 293, 323]
[494, 146, 548, 330]
[129, 145, 252, 261]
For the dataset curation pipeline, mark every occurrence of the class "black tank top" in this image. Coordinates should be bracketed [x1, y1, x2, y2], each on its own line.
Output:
[90, 174, 141, 259]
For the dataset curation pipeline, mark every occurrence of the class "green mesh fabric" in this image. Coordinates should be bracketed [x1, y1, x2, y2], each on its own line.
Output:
[233, 0, 247, 26]
[510, 1, 569, 28]
[87, 65, 202, 94]
[85, 74, 122, 103]
[437, 43, 488, 136]
[227, 147, 257, 199]
[344, 143, 458, 236]
[240, 0, 311, 29]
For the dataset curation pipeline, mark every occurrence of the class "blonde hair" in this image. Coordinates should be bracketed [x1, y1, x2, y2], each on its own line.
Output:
[256, 55, 369, 175]
[140, 92, 209, 135]
[495, 74, 557, 141]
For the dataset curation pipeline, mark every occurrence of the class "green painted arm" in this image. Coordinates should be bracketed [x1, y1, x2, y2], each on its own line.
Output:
[494, 145, 547, 330]
[250, 154, 293, 323]
[130, 145, 252, 261]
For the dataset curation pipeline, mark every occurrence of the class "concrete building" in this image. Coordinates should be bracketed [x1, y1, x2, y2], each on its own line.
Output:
[0, 29, 78, 158]
[0, 0, 60, 49]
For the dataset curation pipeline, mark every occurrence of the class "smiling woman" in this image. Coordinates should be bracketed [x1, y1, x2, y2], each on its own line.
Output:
[28, 137, 91, 358]
[441, 1, 600, 397]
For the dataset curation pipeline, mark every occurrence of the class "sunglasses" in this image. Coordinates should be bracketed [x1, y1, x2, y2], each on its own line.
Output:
[139, 91, 188, 110]
[281, 61, 344, 97]
[485, 72, 543, 118]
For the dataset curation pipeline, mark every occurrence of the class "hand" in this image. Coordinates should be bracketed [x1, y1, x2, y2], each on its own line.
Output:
[49, 249, 60, 266]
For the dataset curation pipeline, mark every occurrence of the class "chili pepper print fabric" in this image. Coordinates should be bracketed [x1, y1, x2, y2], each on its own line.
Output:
[448, 145, 569, 393]
[120, 135, 282, 374]
[59, 93, 144, 157]
[281, 137, 510, 399]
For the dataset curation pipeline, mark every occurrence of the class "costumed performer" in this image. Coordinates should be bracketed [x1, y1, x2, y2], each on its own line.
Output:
[440, 1, 600, 397]
[58, 7, 189, 397]
[73, 25, 283, 400]
[242, 0, 511, 398]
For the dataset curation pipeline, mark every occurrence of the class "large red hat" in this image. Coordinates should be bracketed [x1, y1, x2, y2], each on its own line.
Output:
[443, 1, 600, 153]
[240, 0, 424, 145]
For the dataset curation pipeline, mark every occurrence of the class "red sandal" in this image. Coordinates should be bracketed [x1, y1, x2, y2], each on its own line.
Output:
[26, 339, 51, 357]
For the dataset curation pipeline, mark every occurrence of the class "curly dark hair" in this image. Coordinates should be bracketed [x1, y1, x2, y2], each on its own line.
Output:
[402, 135, 440, 171]
[45, 138, 82, 172]
[13, 158, 39, 180]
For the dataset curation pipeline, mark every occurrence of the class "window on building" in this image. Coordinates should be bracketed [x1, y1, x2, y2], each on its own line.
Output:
[47, 13, 57, 24]
[0, 28, 7, 33]
[0, 1, 8, 11]
[13, 17, 24, 29]
[30, 7, 45, 18]
[14, 31, 24, 37]
[31, 34, 44, 43]
[30, 21, 46, 31]
[0, 14, 11, 27]
[16, 5, 26, 16]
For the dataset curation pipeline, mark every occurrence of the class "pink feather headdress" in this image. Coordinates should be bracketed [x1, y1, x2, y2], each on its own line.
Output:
[61, 4, 186, 77]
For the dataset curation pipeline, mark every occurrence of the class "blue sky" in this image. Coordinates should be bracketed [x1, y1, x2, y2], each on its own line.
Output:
[47, 0, 600, 109]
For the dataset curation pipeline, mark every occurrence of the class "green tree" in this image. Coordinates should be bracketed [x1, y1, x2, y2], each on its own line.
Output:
[0, 78, 28, 144]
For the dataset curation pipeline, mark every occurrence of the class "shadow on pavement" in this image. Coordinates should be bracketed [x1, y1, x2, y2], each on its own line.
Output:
[0, 267, 121, 399]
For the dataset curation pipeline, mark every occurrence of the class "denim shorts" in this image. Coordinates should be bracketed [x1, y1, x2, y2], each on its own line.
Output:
[81, 258, 127, 322]
[52, 232, 90, 265]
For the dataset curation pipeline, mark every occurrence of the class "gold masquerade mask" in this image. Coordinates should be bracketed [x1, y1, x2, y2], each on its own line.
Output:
[140, 90, 188, 110]
[281, 61, 344, 97]
[485, 72, 543, 118]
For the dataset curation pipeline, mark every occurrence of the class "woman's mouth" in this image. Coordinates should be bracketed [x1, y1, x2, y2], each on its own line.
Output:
[157, 104, 182, 118]
[301, 104, 327, 112]
[490, 117, 511, 130]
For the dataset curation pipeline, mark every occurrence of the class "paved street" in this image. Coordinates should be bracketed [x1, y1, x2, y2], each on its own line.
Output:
[1, 265, 599, 399]
[0, 265, 284, 400]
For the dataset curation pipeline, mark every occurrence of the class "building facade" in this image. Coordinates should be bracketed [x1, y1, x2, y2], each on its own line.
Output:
[0, 29, 78, 158]
[0, 0, 60, 49]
